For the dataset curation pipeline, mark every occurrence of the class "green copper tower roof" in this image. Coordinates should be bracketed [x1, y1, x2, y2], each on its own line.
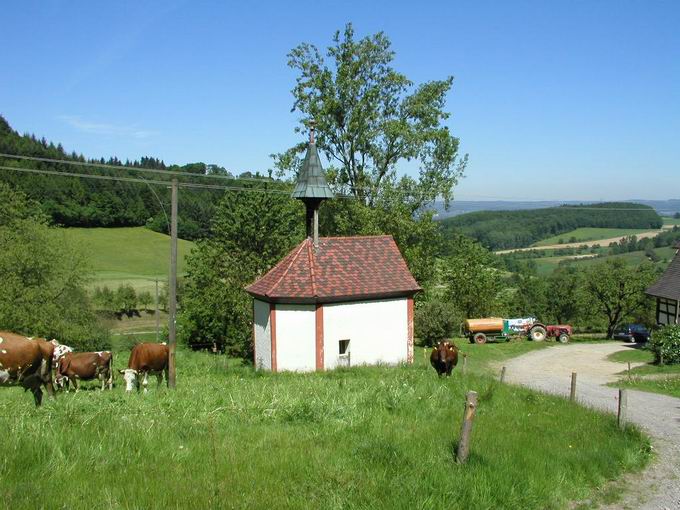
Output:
[291, 125, 334, 200]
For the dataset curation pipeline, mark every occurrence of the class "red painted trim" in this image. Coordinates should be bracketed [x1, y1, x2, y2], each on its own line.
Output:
[252, 300, 257, 367]
[315, 304, 324, 371]
[270, 303, 277, 372]
[407, 297, 414, 364]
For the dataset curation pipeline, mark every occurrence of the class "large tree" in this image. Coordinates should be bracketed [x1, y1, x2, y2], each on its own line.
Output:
[585, 259, 658, 338]
[442, 235, 503, 318]
[0, 182, 108, 350]
[178, 186, 304, 357]
[274, 23, 467, 211]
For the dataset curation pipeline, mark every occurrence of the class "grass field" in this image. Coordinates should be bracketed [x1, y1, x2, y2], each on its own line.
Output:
[662, 216, 680, 226]
[0, 341, 651, 510]
[533, 228, 652, 247]
[58, 227, 195, 291]
[531, 246, 675, 275]
[606, 347, 680, 398]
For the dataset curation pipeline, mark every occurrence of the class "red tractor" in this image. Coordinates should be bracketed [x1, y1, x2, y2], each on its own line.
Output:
[524, 322, 572, 343]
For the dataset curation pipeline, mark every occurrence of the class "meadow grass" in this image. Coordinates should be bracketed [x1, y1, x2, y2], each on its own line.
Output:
[606, 348, 654, 365]
[0, 344, 651, 510]
[614, 376, 680, 398]
[57, 226, 195, 287]
[529, 246, 675, 275]
[533, 228, 653, 247]
[607, 345, 680, 398]
[662, 216, 680, 226]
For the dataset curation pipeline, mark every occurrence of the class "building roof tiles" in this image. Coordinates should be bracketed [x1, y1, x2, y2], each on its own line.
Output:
[246, 235, 421, 302]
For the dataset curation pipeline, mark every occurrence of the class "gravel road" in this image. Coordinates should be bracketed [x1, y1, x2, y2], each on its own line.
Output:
[501, 342, 680, 510]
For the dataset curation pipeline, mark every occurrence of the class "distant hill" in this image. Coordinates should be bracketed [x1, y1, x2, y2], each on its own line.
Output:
[431, 199, 680, 219]
[440, 202, 662, 251]
[58, 226, 194, 292]
[0, 115, 277, 240]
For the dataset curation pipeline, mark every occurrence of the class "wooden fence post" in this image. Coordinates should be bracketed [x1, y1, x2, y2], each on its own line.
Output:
[618, 389, 628, 429]
[627, 361, 632, 381]
[500, 366, 506, 383]
[456, 391, 478, 464]
[462, 355, 467, 375]
[570, 372, 577, 402]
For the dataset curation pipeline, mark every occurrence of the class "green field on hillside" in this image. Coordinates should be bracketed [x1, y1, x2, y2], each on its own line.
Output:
[531, 246, 675, 275]
[662, 216, 680, 226]
[0, 343, 650, 510]
[533, 227, 653, 247]
[57, 227, 195, 291]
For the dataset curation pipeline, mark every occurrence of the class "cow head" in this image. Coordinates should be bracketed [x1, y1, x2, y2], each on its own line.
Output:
[118, 369, 138, 392]
[54, 373, 68, 389]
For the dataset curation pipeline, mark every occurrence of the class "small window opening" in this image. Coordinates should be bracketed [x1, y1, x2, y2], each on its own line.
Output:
[339, 339, 350, 356]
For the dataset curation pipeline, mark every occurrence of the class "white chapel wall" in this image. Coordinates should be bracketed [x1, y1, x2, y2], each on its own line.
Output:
[253, 299, 272, 370]
[323, 298, 408, 370]
[275, 304, 316, 372]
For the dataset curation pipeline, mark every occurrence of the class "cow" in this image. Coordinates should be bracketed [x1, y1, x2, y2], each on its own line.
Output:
[50, 339, 73, 369]
[119, 343, 169, 392]
[430, 341, 460, 377]
[56, 351, 113, 391]
[0, 331, 56, 405]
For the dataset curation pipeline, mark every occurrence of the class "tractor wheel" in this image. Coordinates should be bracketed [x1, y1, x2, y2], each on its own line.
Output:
[558, 333, 570, 343]
[530, 326, 547, 342]
[473, 332, 487, 345]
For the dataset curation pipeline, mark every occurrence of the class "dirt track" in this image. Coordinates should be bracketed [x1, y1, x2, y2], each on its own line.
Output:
[495, 229, 667, 254]
[501, 342, 680, 510]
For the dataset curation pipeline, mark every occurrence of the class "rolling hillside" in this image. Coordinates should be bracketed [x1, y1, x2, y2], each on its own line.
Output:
[440, 202, 662, 251]
[57, 227, 195, 291]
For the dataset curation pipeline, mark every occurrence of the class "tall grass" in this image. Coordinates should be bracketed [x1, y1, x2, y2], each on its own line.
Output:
[0, 348, 650, 509]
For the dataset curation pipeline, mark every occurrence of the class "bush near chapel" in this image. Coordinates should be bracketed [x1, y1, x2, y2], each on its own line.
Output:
[649, 324, 680, 365]
[415, 301, 460, 346]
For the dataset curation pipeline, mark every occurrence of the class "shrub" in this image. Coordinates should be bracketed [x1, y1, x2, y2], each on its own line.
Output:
[115, 284, 137, 317]
[137, 291, 153, 311]
[649, 325, 680, 365]
[415, 301, 460, 347]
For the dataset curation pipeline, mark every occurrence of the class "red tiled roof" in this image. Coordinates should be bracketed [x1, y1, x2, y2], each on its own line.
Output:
[246, 236, 421, 302]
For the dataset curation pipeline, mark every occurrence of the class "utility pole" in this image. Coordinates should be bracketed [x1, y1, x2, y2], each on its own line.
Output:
[168, 178, 178, 389]
[155, 278, 160, 343]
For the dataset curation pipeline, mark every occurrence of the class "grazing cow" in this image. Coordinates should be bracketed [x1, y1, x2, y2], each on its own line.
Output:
[430, 341, 460, 377]
[56, 351, 113, 391]
[119, 343, 169, 392]
[50, 339, 73, 369]
[0, 331, 56, 405]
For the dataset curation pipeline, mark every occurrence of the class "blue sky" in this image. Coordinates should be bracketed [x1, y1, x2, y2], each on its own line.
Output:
[1, 1, 678, 201]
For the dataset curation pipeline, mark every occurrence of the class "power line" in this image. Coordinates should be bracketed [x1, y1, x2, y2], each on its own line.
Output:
[0, 153, 284, 185]
[0, 164, 356, 198]
[0, 153, 667, 211]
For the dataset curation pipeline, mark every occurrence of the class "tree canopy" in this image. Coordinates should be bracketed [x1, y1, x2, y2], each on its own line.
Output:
[273, 23, 467, 211]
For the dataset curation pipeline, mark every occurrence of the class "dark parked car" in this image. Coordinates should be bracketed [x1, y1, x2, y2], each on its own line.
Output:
[613, 324, 650, 343]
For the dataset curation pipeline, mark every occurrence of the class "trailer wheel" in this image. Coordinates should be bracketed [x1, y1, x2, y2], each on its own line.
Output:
[473, 332, 487, 345]
[558, 333, 570, 343]
[530, 326, 547, 342]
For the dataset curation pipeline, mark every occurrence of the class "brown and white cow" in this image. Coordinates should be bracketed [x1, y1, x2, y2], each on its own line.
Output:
[50, 339, 73, 369]
[119, 343, 169, 392]
[0, 331, 56, 405]
[56, 351, 113, 391]
[430, 341, 460, 377]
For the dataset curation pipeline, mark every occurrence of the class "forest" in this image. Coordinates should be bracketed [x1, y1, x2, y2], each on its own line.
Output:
[0, 116, 276, 240]
[440, 203, 663, 250]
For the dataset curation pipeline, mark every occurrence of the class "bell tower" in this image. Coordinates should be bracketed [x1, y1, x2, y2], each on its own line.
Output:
[291, 121, 334, 248]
